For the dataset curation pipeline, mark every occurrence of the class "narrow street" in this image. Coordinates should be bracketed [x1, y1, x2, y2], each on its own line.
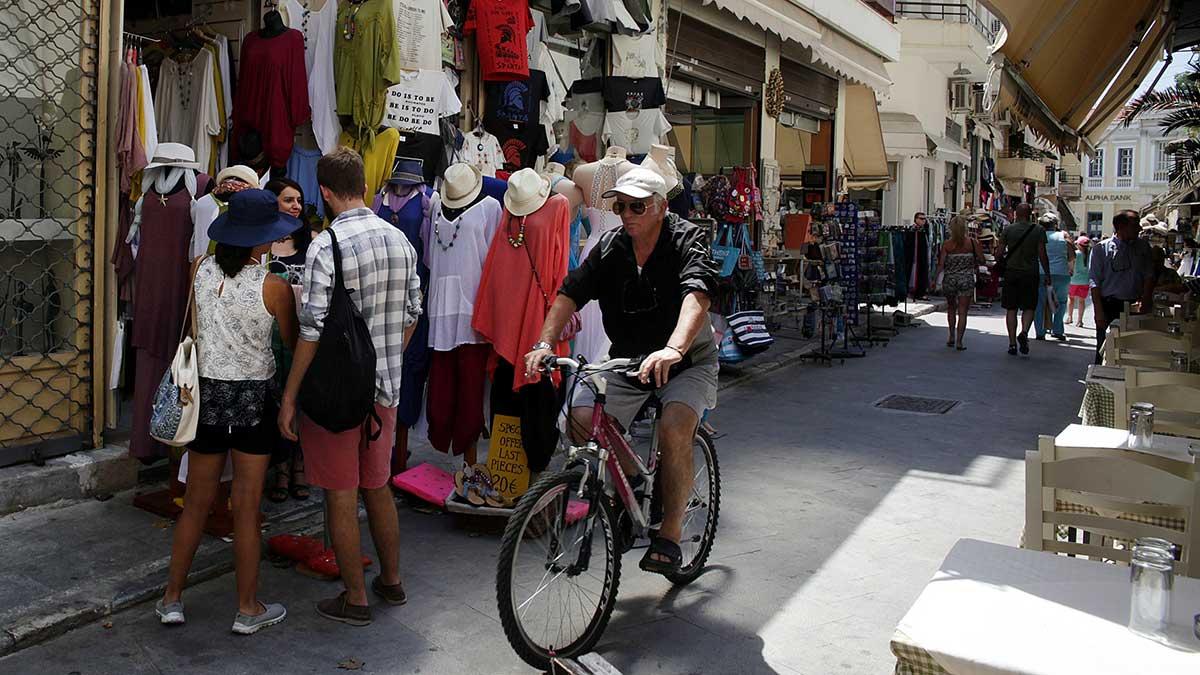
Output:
[0, 307, 1095, 674]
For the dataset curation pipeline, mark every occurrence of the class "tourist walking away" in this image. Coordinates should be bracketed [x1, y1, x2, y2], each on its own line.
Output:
[1090, 210, 1155, 364]
[998, 204, 1050, 356]
[525, 168, 720, 575]
[278, 147, 422, 626]
[936, 215, 985, 350]
[158, 189, 300, 634]
[1066, 235, 1091, 328]
[1034, 213, 1073, 342]
[265, 178, 311, 502]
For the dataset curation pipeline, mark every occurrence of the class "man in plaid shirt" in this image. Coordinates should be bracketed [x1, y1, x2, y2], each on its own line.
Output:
[279, 147, 421, 626]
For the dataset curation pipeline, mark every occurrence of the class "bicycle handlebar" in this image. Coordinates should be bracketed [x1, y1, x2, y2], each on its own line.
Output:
[540, 355, 636, 374]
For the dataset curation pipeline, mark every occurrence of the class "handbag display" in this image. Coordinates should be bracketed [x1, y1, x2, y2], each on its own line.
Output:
[711, 223, 739, 278]
[149, 259, 203, 447]
[726, 309, 774, 355]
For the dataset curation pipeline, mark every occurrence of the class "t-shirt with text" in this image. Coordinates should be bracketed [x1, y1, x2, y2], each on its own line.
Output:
[393, 0, 455, 71]
[383, 69, 462, 134]
[464, 0, 534, 81]
[483, 70, 549, 128]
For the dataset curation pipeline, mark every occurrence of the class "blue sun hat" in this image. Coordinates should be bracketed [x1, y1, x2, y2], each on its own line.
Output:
[208, 189, 302, 247]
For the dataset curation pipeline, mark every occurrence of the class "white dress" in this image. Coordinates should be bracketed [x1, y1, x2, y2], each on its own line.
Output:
[425, 196, 503, 351]
[285, 0, 341, 155]
[572, 208, 624, 364]
[155, 50, 220, 173]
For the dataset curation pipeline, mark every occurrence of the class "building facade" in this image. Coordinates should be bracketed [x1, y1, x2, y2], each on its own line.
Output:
[1070, 111, 1187, 236]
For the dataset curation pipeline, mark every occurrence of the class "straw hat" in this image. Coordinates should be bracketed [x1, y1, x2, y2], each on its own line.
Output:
[144, 142, 201, 171]
[504, 168, 552, 217]
[441, 163, 483, 209]
[214, 164, 260, 187]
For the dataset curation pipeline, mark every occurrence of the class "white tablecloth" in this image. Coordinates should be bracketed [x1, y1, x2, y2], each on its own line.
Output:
[896, 539, 1200, 675]
[1056, 423, 1197, 464]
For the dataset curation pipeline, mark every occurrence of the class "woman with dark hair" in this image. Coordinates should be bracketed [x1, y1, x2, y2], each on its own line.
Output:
[264, 177, 310, 501]
[158, 189, 299, 634]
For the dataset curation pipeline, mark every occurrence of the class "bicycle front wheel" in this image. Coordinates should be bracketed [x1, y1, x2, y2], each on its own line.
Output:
[496, 469, 621, 670]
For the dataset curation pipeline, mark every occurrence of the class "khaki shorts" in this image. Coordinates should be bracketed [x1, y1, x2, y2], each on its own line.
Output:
[571, 342, 719, 429]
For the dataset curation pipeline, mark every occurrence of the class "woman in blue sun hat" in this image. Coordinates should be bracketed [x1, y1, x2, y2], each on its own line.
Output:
[158, 189, 300, 635]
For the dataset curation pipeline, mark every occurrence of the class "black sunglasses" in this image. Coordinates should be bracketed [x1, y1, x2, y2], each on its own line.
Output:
[613, 200, 649, 216]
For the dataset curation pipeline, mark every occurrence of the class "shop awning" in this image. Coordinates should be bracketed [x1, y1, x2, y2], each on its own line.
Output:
[842, 84, 890, 191]
[981, 0, 1171, 153]
[880, 112, 929, 160]
[812, 27, 892, 97]
[927, 135, 970, 164]
[700, 0, 821, 50]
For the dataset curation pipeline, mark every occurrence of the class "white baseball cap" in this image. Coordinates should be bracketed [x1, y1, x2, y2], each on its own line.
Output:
[601, 167, 668, 200]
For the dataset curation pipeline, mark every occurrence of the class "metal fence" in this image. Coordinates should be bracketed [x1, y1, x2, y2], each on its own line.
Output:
[895, 2, 998, 44]
[0, 0, 98, 466]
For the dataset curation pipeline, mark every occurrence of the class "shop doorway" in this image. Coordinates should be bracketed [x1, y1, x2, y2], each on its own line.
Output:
[0, 0, 100, 467]
[923, 167, 935, 213]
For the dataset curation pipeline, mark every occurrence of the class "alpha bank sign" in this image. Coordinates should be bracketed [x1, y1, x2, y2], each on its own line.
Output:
[1082, 193, 1139, 202]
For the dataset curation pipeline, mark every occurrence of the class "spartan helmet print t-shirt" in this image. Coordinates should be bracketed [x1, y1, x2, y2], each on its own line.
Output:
[463, 0, 535, 81]
[483, 70, 549, 127]
[602, 76, 666, 113]
[494, 120, 549, 172]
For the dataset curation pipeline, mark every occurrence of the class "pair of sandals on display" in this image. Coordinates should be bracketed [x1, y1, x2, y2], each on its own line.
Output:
[453, 463, 511, 509]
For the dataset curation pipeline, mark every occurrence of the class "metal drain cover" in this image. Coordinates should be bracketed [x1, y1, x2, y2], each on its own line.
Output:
[874, 394, 959, 415]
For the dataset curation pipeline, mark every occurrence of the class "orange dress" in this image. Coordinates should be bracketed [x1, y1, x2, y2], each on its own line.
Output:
[472, 194, 571, 391]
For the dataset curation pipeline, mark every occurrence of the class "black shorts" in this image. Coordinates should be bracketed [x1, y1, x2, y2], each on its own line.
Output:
[189, 401, 278, 456]
[1001, 274, 1039, 311]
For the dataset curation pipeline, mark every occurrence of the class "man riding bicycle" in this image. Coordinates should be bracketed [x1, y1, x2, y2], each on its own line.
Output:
[524, 167, 720, 576]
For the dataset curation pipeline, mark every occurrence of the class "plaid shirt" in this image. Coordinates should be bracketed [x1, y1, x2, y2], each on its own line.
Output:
[300, 207, 422, 407]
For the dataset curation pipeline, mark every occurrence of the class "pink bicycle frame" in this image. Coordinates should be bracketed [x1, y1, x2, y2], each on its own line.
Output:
[588, 401, 655, 530]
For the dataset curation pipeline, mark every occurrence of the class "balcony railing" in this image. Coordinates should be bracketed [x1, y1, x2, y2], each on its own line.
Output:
[1154, 169, 1171, 183]
[1086, 177, 1103, 189]
[895, 2, 997, 43]
[1115, 177, 1133, 188]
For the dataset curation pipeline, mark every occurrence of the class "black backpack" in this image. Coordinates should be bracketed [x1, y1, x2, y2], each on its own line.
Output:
[298, 229, 381, 437]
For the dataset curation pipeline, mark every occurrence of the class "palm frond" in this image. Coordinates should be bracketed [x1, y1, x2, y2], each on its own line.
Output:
[1119, 81, 1200, 126]
[1159, 109, 1200, 134]
[1167, 138, 1200, 189]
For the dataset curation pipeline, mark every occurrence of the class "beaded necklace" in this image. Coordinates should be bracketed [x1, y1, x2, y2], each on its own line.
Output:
[505, 214, 527, 248]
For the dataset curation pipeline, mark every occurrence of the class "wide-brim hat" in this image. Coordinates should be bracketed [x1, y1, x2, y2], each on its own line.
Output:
[442, 163, 483, 209]
[640, 152, 679, 195]
[144, 142, 201, 171]
[505, 168, 552, 217]
[388, 157, 425, 186]
[208, 189, 302, 248]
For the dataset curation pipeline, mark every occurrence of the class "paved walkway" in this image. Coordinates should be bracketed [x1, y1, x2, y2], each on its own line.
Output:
[0, 304, 1095, 673]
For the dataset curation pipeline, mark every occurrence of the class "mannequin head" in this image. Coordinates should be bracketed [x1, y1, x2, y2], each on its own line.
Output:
[604, 146, 628, 160]
[317, 147, 368, 216]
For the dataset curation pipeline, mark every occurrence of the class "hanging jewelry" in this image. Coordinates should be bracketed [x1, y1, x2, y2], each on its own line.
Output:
[342, 2, 363, 41]
[434, 218, 462, 251]
[506, 215, 526, 248]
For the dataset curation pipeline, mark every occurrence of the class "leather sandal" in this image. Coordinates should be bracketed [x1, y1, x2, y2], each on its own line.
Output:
[639, 536, 682, 576]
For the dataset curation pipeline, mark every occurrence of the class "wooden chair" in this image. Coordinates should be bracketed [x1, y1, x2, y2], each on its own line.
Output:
[1122, 303, 1184, 332]
[1025, 434, 1200, 576]
[1103, 327, 1194, 369]
[1121, 366, 1200, 438]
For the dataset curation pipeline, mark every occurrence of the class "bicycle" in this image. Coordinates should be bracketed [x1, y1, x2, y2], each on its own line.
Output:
[495, 356, 721, 670]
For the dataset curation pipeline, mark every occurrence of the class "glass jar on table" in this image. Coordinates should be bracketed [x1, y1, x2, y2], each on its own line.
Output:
[1127, 402, 1155, 450]
[1129, 537, 1176, 642]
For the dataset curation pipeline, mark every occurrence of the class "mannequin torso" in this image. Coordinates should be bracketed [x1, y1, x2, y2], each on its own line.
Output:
[574, 147, 635, 209]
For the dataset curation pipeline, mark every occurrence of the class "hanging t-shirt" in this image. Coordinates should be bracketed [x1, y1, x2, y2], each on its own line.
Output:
[495, 121, 549, 172]
[483, 70, 549, 128]
[602, 109, 670, 155]
[603, 76, 666, 112]
[460, 129, 505, 177]
[395, 129, 450, 184]
[393, 0, 455, 71]
[611, 34, 659, 78]
[463, 0, 535, 82]
[383, 69, 462, 134]
[526, 9, 549, 67]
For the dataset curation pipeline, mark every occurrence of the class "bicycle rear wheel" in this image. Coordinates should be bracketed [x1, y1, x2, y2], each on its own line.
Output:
[667, 428, 720, 584]
[496, 469, 621, 670]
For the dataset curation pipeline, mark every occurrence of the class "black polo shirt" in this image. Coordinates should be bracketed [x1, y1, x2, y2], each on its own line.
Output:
[558, 214, 719, 358]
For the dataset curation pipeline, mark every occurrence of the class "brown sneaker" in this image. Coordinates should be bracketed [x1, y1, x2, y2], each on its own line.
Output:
[371, 576, 407, 606]
[315, 592, 371, 626]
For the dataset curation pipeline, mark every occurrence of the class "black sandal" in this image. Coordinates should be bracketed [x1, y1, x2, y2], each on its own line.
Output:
[290, 460, 310, 501]
[267, 466, 290, 503]
[639, 536, 682, 576]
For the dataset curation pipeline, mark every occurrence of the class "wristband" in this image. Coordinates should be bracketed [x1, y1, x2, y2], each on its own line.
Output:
[665, 345, 685, 358]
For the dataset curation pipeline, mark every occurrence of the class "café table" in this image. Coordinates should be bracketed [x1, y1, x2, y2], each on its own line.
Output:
[1078, 364, 1200, 429]
[891, 538, 1200, 675]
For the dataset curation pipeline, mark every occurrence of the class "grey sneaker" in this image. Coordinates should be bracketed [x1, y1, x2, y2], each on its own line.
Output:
[231, 602, 287, 635]
[156, 599, 185, 625]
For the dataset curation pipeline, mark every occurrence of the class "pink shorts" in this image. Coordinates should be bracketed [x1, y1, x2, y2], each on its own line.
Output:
[1068, 284, 1090, 299]
[301, 404, 397, 491]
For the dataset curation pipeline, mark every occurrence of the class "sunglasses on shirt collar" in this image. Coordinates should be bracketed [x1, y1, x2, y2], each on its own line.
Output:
[613, 200, 650, 216]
